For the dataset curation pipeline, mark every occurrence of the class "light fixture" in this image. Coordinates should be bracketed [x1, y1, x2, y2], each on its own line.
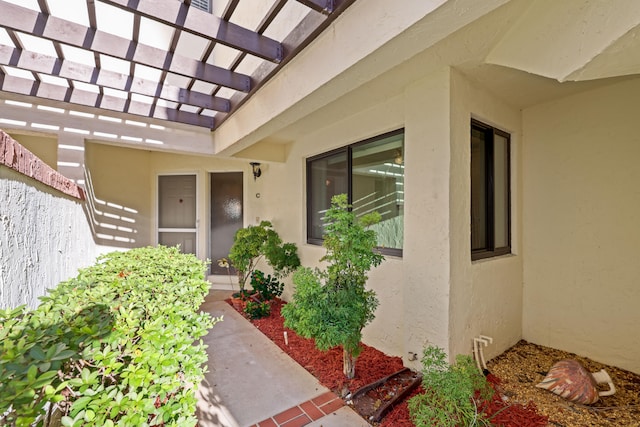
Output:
[250, 162, 262, 180]
[394, 148, 403, 165]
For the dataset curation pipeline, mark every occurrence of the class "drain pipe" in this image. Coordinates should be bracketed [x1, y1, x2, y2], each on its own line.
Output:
[473, 335, 493, 373]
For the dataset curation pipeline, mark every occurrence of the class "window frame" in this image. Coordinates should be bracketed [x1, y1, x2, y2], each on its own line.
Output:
[306, 128, 405, 257]
[470, 119, 511, 261]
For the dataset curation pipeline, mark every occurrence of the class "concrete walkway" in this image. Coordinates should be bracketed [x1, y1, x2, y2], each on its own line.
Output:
[196, 289, 371, 427]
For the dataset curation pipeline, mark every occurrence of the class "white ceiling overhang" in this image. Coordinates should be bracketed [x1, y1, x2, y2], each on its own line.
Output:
[222, 0, 640, 160]
[485, 0, 640, 82]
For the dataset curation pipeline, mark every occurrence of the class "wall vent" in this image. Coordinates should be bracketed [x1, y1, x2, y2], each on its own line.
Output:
[191, 0, 211, 13]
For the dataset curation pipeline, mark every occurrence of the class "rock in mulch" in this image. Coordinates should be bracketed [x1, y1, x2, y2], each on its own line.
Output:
[487, 340, 640, 427]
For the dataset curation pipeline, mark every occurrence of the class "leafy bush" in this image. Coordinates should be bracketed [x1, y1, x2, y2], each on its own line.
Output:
[243, 301, 271, 319]
[408, 346, 493, 427]
[250, 270, 284, 301]
[0, 246, 219, 427]
[282, 194, 384, 379]
[228, 220, 300, 291]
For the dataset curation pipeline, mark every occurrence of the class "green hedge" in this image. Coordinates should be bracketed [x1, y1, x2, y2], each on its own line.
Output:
[0, 246, 219, 427]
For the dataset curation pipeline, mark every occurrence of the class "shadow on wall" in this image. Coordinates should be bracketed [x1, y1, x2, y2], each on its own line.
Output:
[82, 167, 140, 248]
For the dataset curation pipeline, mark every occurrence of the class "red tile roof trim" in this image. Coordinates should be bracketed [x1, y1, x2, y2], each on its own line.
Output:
[0, 129, 85, 200]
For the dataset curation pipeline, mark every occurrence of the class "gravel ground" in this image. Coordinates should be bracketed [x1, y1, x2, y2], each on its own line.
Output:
[487, 340, 640, 427]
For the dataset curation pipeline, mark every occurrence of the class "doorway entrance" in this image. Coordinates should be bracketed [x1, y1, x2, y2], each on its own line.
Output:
[210, 172, 243, 274]
[158, 174, 197, 255]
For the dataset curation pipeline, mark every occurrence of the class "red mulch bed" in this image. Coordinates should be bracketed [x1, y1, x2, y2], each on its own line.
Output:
[228, 298, 548, 426]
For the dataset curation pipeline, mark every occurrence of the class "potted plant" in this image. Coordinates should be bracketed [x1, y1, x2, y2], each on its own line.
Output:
[228, 220, 300, 305]
[282, 194, 384, 379]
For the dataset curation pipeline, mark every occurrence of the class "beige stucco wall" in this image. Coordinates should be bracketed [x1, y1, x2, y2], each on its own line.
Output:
[259, 66, 525, 367]
[401, 68, 453, 364]
[449, 69, 524, 361]
[8, 133, 58, 169]
[522, 77, 640, 374]
[266, 66, 523, 367]
[84, 142, 153, 247]
[268, 88, 408, 361]
[148, 150, 250, 261]
[84, 142, 255, 262]
[0, 166, 115, 310]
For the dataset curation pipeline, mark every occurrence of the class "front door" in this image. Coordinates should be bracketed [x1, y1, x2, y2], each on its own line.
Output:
[210, 172, 243, 274]
[158, 174, 197, 255]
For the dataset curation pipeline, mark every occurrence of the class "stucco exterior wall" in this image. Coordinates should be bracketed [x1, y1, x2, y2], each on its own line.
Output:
[260, 67, 524, 367]
[269, 89, 408, 362]
[448, 69, 523, 360]
[402, 68, 453, 365]
[8, 133, 58, 169]
[84, 142, 153, 248]
[522, 78, 640, 374]
[148, 150, 250, 261]
[1, 137, 115, 310]
[83, 142, 255, 262]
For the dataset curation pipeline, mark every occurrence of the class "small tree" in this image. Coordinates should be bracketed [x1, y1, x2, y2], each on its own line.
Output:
[228, 220, 300, 293]
[282, 194, 384, 379]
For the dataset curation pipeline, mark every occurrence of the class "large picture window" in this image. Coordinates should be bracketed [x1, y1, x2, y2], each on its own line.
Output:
[471, 119, 511, 260]
[307, 129, 404, 257]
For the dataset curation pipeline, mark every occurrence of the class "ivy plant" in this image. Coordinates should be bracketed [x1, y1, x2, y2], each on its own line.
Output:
[282, 194, 384, 379]
[0, 246, 219, 427]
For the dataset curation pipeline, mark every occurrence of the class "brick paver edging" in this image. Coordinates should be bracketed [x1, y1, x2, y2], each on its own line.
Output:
[250, 391, 345, 427]
[0, 130, 84, 200]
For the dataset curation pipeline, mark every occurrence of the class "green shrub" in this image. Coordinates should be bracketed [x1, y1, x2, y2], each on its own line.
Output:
[0, 246, 219, 427]
[282, 194, 384, 379]
[250, 270, 283, 301]
[408, 346, 493, 427]
[228, 220, 300, 291]
[243, 301, 271, 319]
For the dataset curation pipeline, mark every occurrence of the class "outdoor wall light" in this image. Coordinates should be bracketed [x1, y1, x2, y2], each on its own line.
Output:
[394, 148, 403, 165]
[250, 162, 262, 180]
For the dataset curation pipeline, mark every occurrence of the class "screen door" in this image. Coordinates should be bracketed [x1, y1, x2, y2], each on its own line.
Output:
[158, 174, 197, 255]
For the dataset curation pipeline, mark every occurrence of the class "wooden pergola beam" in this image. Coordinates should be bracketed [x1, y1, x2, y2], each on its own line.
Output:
[0, 0, 251, 92]
[295, 0, 335, 15]
[0, 72, 215, 129]
[0, 44, 230, 112]
[100, 0, 283, 63]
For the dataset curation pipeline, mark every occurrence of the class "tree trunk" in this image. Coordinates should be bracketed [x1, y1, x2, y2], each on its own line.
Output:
[343, 347, 356, 379]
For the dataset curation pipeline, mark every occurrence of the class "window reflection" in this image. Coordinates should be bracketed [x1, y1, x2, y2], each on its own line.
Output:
[307, 130, 404, 255]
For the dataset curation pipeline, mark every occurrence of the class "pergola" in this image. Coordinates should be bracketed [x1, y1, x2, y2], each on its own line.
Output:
[0, 0, 355, 130]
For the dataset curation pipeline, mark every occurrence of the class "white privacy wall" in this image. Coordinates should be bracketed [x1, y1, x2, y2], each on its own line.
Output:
[1, 165, 113, 310]
[522, 78, 640, 374]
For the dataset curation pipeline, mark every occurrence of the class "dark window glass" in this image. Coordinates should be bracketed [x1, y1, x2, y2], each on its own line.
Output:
[471, 120, 511, 260]
[307, 151, 348, 243]
[307, 130, 404, 256]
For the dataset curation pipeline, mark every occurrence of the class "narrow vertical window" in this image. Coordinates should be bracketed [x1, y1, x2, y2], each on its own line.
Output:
[307, 151, 348, 244]
[471, 120, 511, 260]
